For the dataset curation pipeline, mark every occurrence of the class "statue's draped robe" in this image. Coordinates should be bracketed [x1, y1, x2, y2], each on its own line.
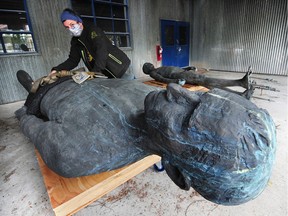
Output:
[18, 79, 157, 177]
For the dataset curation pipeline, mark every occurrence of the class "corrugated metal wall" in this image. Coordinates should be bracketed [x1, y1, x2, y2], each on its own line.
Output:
[191, 0, 288, 75]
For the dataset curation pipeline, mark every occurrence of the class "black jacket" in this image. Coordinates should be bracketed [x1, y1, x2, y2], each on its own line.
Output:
[52, 23, 131, 78]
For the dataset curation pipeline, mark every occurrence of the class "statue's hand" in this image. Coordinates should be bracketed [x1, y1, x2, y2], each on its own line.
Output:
[15, 106, 27, 120]
[178, 79, 186, 86]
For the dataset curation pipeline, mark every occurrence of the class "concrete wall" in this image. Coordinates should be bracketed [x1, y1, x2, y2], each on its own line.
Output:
[0, 0, 190, 104]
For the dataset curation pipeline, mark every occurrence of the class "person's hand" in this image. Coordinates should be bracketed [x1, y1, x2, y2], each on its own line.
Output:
[49, 70, 57, 76]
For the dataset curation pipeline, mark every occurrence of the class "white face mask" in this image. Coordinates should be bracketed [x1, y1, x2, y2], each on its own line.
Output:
[69, 24, 83, 37]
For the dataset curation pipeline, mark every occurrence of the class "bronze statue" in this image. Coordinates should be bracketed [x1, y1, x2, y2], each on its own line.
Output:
[16, 76, 276, 206]
[142, 63, 254, 99]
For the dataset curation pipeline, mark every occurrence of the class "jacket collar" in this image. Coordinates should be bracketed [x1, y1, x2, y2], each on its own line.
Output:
[78, 23, 89, 41]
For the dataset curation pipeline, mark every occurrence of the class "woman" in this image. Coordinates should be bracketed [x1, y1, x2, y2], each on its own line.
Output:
[51, 8, 132, 79]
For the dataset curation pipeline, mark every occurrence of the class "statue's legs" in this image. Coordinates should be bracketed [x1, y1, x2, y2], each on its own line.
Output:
[189, 69, 252, 90]
[220, 84, 255, 99]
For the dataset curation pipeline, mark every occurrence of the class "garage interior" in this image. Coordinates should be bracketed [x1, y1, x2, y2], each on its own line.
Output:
[0, 0, 287, 216]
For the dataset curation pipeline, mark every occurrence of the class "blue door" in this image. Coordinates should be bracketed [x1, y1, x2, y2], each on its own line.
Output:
[161, 20, 190, 67]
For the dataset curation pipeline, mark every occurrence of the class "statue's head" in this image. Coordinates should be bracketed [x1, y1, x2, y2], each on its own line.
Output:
[144, 83, 276, 205]
[142, 62, 156, 75]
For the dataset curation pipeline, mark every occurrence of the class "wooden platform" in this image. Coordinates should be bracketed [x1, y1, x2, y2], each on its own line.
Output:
[35, 80, 207, 216]
[143, 80, 209, 92]
[36, 151, 160, 216]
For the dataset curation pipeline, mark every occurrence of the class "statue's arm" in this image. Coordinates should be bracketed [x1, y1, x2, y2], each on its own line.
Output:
[18, 111, 61, 154]
[17, 110, 68, 172]
[15, 106, 51, 142]
[19, 114, 52, 142]
[150, 71, 179, 84]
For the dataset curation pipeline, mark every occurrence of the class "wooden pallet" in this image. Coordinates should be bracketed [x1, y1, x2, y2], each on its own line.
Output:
[36, 151, 160, 216]
[143, 80, 209, 92]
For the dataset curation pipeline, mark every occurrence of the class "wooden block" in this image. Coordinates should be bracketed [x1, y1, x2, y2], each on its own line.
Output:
[143, 80, 209, 92]
[35, 150, 161, 216]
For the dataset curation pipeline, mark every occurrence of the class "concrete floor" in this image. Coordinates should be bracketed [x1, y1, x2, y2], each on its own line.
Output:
[0, 72, 287, 216]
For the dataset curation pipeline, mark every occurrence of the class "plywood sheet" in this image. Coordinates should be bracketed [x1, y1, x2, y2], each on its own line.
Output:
[35, 151, 160, 216]
[143, 80, 209, 92]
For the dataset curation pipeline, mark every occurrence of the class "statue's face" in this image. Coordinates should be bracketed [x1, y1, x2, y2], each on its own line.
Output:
[145, 83, 276, 205]
[144, 83, 202, 154]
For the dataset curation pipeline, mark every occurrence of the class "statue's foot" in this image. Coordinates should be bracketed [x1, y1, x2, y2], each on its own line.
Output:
[14, 106, 27, 120]
[16, 70, 34, 93]
[178, 79, 186, 86]
[241, 66, 253, 89]
[241, 84, 255, 100]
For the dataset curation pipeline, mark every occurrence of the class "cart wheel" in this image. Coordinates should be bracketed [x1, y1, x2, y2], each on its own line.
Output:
[153, 161, 165, 172]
